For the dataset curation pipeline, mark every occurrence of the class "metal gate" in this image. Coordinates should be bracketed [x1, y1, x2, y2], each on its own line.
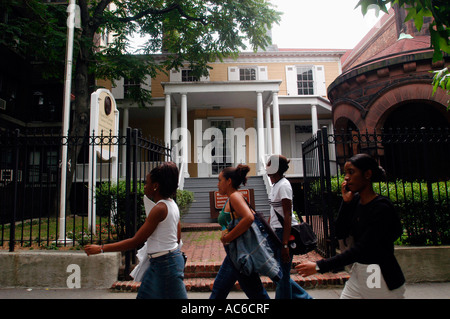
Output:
[302, 127, 336, 258]
[123, 128, 171, 274]
[0, 127, 171, 267]
[302, 126, 450, 258]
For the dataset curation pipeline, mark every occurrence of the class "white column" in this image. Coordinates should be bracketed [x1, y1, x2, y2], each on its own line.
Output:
[171, 106, 178, 131]
[256, 91, 265, 175]
[311, 104, 318, 134]
[164, 94, 171, 149]
[265, 105, 273, 156]
[121, 107, 129, 177]
[181, 93, 190, 177]
[272, 92, 282, 154]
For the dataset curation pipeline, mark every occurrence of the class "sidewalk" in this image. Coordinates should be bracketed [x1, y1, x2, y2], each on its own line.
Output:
[0, 224, 448, 300]
[111, 224, 349, 292]
[0, 282, 449, 299]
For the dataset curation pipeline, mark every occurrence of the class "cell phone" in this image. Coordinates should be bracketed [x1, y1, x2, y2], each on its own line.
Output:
[345, 184, 350, 192]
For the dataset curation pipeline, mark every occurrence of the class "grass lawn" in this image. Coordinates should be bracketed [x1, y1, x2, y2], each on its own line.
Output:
[0, 215, 119, 250]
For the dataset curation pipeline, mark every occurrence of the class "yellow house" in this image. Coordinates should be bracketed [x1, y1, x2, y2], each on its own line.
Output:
[107, 47, 346, 182]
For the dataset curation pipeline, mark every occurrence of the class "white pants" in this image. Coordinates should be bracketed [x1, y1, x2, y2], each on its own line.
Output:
[340, 263, 405, 299]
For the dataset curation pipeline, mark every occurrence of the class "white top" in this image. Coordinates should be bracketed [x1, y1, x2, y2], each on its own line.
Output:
[269, 177, 299, 229]
[146, 199, 180, 254]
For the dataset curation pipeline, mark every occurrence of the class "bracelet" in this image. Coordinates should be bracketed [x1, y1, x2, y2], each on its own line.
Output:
[100, 245, 104, 253]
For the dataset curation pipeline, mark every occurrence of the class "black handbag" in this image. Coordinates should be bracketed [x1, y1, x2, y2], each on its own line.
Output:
[274, 211, 317, 255]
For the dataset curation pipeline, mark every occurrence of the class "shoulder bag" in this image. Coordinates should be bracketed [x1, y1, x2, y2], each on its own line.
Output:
[227, 198, 282, 282]
[274, 211, 317, 255]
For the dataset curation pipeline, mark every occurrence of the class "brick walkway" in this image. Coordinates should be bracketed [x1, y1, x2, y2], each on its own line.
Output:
[112, 223, 349, 293]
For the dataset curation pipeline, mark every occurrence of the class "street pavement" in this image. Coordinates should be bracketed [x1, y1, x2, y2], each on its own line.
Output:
[0, 282, 448, 299]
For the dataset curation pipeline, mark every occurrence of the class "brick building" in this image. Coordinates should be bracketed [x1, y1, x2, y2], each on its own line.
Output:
[328, 5, 450, 134]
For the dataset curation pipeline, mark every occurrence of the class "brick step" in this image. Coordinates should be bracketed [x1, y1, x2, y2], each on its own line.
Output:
[114, 259, 350, 293]
[182, 260, 312, 278]
[111, 271, 350, 293]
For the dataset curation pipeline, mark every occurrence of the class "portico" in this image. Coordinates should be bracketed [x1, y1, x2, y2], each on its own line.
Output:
[154, 80, 331, 178]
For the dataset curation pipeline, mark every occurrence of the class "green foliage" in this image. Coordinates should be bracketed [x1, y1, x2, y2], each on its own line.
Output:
[175, 189, 194, 213]
[95, 181, 194, 240]
[322, 175, 450, 246]
[95, 181, 146, 240]
[0, 0, 67, 80]
[432, 67, 450, 109]
[1, 0, 282, 108]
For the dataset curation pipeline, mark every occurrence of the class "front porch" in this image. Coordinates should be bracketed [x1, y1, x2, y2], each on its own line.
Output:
[117, 80, 334, 179]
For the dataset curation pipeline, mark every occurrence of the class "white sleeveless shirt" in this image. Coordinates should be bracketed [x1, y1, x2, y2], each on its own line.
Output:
[146, 199, 180, 254]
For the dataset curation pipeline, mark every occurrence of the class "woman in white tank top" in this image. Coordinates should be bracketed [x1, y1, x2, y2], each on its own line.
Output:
[85, 162, 187, 299]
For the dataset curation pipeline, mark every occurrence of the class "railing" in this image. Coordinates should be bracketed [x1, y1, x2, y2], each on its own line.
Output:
[302, 126, 450, 258]
[0, 128, 171, 255]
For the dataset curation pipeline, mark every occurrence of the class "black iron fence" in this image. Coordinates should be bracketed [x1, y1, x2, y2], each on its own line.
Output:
[303, 127, 450, 258]
[0, 128, 170, 256]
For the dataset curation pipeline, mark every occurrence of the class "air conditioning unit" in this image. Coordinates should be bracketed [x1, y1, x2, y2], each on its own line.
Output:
[0, 169, 12, 182]
[0, 98, 6, 110]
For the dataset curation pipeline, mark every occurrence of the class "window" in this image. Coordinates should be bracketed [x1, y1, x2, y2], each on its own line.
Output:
[28, 150, 59, 183]
[239, 68, 256, 81]
[124, 78, 140, 97]
[297, 66, 314, 95]
[181, 69, 199, 82]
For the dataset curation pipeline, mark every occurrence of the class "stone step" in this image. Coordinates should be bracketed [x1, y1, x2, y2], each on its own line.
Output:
[112, 271, 350, 293]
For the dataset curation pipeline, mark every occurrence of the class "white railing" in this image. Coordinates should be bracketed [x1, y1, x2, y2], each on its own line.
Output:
[177, 159, 186, 190]
[260, 159, 273, 195]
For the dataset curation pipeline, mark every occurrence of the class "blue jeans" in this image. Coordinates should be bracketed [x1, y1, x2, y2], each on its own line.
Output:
[210, 246, 270, 299]
[274, 228, 313, 299]
[137, 249, 187, 299]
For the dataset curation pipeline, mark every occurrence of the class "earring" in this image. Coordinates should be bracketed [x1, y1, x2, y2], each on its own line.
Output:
[154, 187, 157, 191]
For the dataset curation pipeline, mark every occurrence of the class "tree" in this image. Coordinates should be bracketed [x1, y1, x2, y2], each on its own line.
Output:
[1, 0, 281, 134]
[0, 0, 281, 212]
[356, 0, 449, 107]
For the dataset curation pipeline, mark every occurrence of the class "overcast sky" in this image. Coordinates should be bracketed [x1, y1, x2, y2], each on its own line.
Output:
[129, 0, 386, 52]
[270, 0, 385, 49]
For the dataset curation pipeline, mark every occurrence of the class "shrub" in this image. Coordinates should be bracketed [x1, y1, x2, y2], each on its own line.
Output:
[95, 182, 194, 240]
[308, 176, 450, 246]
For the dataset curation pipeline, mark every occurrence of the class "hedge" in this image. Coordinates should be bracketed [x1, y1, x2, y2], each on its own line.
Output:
[95, 181, 194, 240]
[308, 176, 450, 246]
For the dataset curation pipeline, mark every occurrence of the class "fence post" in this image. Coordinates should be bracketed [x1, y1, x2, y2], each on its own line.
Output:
[421, 127, 438, 244]
[9, 129, 20, 252]
[131, 129, 138, 266]
[301, 141, 309, 224]
[315, 129, 331, 257]
[124, 127, 132, 276]
[321, 126, 336, 258]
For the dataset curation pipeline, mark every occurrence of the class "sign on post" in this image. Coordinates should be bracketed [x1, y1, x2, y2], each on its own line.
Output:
[209, 189, 254, 218]
[88, 89, 119, 234]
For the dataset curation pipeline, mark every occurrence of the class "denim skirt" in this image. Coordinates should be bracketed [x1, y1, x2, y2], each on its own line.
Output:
[136, 248, 187, 299]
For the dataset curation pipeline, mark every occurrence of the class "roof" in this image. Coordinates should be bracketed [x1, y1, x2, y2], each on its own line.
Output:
[369, 35, 431, 60]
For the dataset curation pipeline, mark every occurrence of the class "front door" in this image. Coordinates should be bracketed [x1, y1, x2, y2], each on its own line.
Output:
[209, 119, 233, 176]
